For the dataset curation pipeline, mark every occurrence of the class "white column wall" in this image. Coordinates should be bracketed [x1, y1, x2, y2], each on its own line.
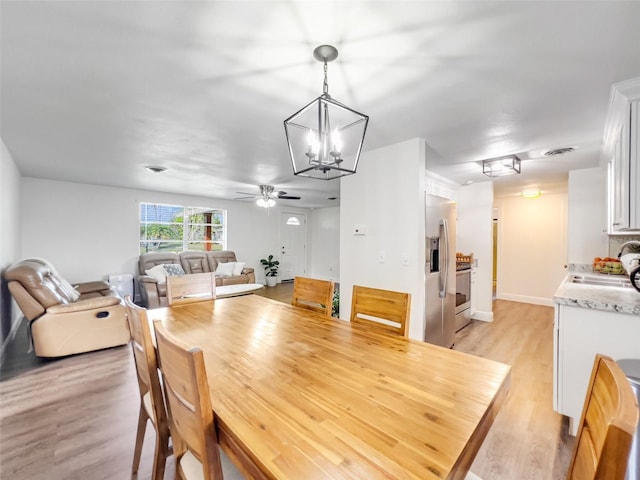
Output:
[567, 167, 608, 264]
[20, 178, 311, 297]
[495, 192, 568, 306]
[457, 182, 494, 320]
[340, 138, 426, 340]
[308, 207, 340, 283]
[1, 139, 23, 348]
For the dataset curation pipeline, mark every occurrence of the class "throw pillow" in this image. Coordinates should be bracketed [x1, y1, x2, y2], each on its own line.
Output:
[145, 264, 168, 284]
[162, 263, 186, 277]
[215, 262, 235, 277]
[232, 262, 246, 276]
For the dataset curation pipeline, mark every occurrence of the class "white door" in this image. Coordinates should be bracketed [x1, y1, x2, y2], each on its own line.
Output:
[279, 212, 307, 281]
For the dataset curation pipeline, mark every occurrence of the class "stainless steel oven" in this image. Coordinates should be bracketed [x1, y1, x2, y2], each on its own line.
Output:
[455, 267, 471, 331]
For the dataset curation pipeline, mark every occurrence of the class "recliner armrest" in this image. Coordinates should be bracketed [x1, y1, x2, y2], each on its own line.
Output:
[47, 296, 121, 314]
[241, 267, 255, 274]
[75, 280, 111, 294]
[138, 275, 161, 308]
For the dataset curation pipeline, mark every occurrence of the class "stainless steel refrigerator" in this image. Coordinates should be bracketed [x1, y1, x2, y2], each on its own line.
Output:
[425, 193, 456, 348]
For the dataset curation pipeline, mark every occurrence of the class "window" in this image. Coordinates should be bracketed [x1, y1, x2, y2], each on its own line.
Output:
[139, 203, 226, 254]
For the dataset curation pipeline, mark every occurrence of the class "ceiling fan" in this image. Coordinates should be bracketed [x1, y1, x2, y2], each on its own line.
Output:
[234, 185, 301, 207]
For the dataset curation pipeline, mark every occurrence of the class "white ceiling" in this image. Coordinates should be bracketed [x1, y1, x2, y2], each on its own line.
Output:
[2, 1, 640, 206]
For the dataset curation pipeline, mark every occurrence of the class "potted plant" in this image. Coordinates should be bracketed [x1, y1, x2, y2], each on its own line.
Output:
[260, 254, 279, 287]
[331, 289, 339, 318]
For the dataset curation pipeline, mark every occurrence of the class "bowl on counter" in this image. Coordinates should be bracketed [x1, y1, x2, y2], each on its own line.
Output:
[592, 258, 625, 275]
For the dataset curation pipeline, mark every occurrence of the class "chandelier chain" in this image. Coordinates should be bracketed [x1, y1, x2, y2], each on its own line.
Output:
[323, 61, 329, 96]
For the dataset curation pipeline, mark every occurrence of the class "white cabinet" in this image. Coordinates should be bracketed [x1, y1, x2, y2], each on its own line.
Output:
[605, 79, 640, 232]
[553, 303, 640, 435]
[610, 103, 631, 230]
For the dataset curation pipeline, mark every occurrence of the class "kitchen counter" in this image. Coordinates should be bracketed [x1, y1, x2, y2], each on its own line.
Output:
[553, 272, 640, 316]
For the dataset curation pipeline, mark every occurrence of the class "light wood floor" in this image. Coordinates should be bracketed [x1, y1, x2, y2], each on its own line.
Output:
[0, 287, 574, 479]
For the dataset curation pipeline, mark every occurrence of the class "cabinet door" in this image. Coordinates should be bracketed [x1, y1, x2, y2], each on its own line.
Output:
[556, 304, 640, 435]
[631, 100, 639, 228]
[611, 108, 630, 231]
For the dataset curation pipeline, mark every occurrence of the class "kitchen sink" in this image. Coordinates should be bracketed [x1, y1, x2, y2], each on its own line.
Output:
[569, 274, 633, 288]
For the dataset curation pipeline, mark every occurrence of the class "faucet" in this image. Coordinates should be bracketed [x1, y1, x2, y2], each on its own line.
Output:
[617, 240, 640, 258]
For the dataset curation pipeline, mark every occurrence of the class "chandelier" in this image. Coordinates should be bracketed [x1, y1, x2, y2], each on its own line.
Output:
[284, 45, 369, 180]
[482, 155, 522, 177]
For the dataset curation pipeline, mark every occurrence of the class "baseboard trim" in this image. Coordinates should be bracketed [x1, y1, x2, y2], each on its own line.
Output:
[496, 293, 554, 307]
[471, 310, 493, 322]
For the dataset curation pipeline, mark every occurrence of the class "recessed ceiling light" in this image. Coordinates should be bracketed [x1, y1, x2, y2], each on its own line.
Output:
[543, 147, 575, 157]
[145, 166, 167, 173]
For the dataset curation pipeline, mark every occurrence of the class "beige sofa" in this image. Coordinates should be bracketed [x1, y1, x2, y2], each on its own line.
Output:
[138, 250, 255, 308]
[4, 259, 130, 358]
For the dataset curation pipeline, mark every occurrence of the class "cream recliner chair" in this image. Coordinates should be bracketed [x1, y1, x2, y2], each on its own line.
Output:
[4, 259, 130, 357]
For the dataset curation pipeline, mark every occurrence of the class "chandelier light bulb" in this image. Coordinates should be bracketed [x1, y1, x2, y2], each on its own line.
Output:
[331, 129, 342, 153]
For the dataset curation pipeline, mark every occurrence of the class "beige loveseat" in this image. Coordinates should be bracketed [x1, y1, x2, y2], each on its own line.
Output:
[138, 250, 255, 308]
[4, 259, 130, 358]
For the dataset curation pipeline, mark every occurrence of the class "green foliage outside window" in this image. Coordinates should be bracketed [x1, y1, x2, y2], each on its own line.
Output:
[139, 203, 226, 253]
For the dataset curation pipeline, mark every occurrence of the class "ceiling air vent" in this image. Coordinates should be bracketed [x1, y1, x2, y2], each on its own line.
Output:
[543, 147, 575, 157]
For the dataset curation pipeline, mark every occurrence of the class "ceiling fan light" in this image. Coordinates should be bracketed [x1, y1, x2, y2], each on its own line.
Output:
[256, 197, 276, 208]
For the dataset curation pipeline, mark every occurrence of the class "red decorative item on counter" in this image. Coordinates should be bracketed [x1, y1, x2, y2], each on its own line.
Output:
[592, 257, 625, 275]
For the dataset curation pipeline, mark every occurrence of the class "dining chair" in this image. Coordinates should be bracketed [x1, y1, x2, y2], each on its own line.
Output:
[350, 285, 411, 336]
[166, 272, 216, 306]
[124, 296, 171, 480]
[566, 353, 638, 480]
[153, 320, 244, 480]
[291, 276, 335, 316]
[466, 353, 639, 480]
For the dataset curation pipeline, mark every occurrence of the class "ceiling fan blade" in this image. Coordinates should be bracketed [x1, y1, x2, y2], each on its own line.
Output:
[233, 194, 256, 200]
[274, 190, 301, 200]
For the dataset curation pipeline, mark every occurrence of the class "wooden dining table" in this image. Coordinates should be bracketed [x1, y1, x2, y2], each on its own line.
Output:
[149, 294, 511, 480]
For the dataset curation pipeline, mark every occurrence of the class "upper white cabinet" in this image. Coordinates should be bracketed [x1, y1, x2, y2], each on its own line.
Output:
[603, 78, 640, 232]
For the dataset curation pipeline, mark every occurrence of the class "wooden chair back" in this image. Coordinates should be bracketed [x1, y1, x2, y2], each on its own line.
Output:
[166, 272, 216, 306]
[291, 276, 334, 316]
[350, 285, 411, 337]
[567, 354, 639, 480]
[153, 320, 224, 479]
[124, 296, 170, 479]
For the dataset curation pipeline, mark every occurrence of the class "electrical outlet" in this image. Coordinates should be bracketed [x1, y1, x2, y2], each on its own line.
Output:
[402, 255, 410, 266]
[378, 252, 385, 263]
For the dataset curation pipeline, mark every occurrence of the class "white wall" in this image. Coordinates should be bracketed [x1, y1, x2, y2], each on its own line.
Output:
[20, 178, 311, 297]
[308, 207, 340, 283]
[457, 182, 494, 320]
[495, 193, 568, 306]
[567, 167, 608, 264]
[0, 139, 23, 348]
[340, 138, 426, 340]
